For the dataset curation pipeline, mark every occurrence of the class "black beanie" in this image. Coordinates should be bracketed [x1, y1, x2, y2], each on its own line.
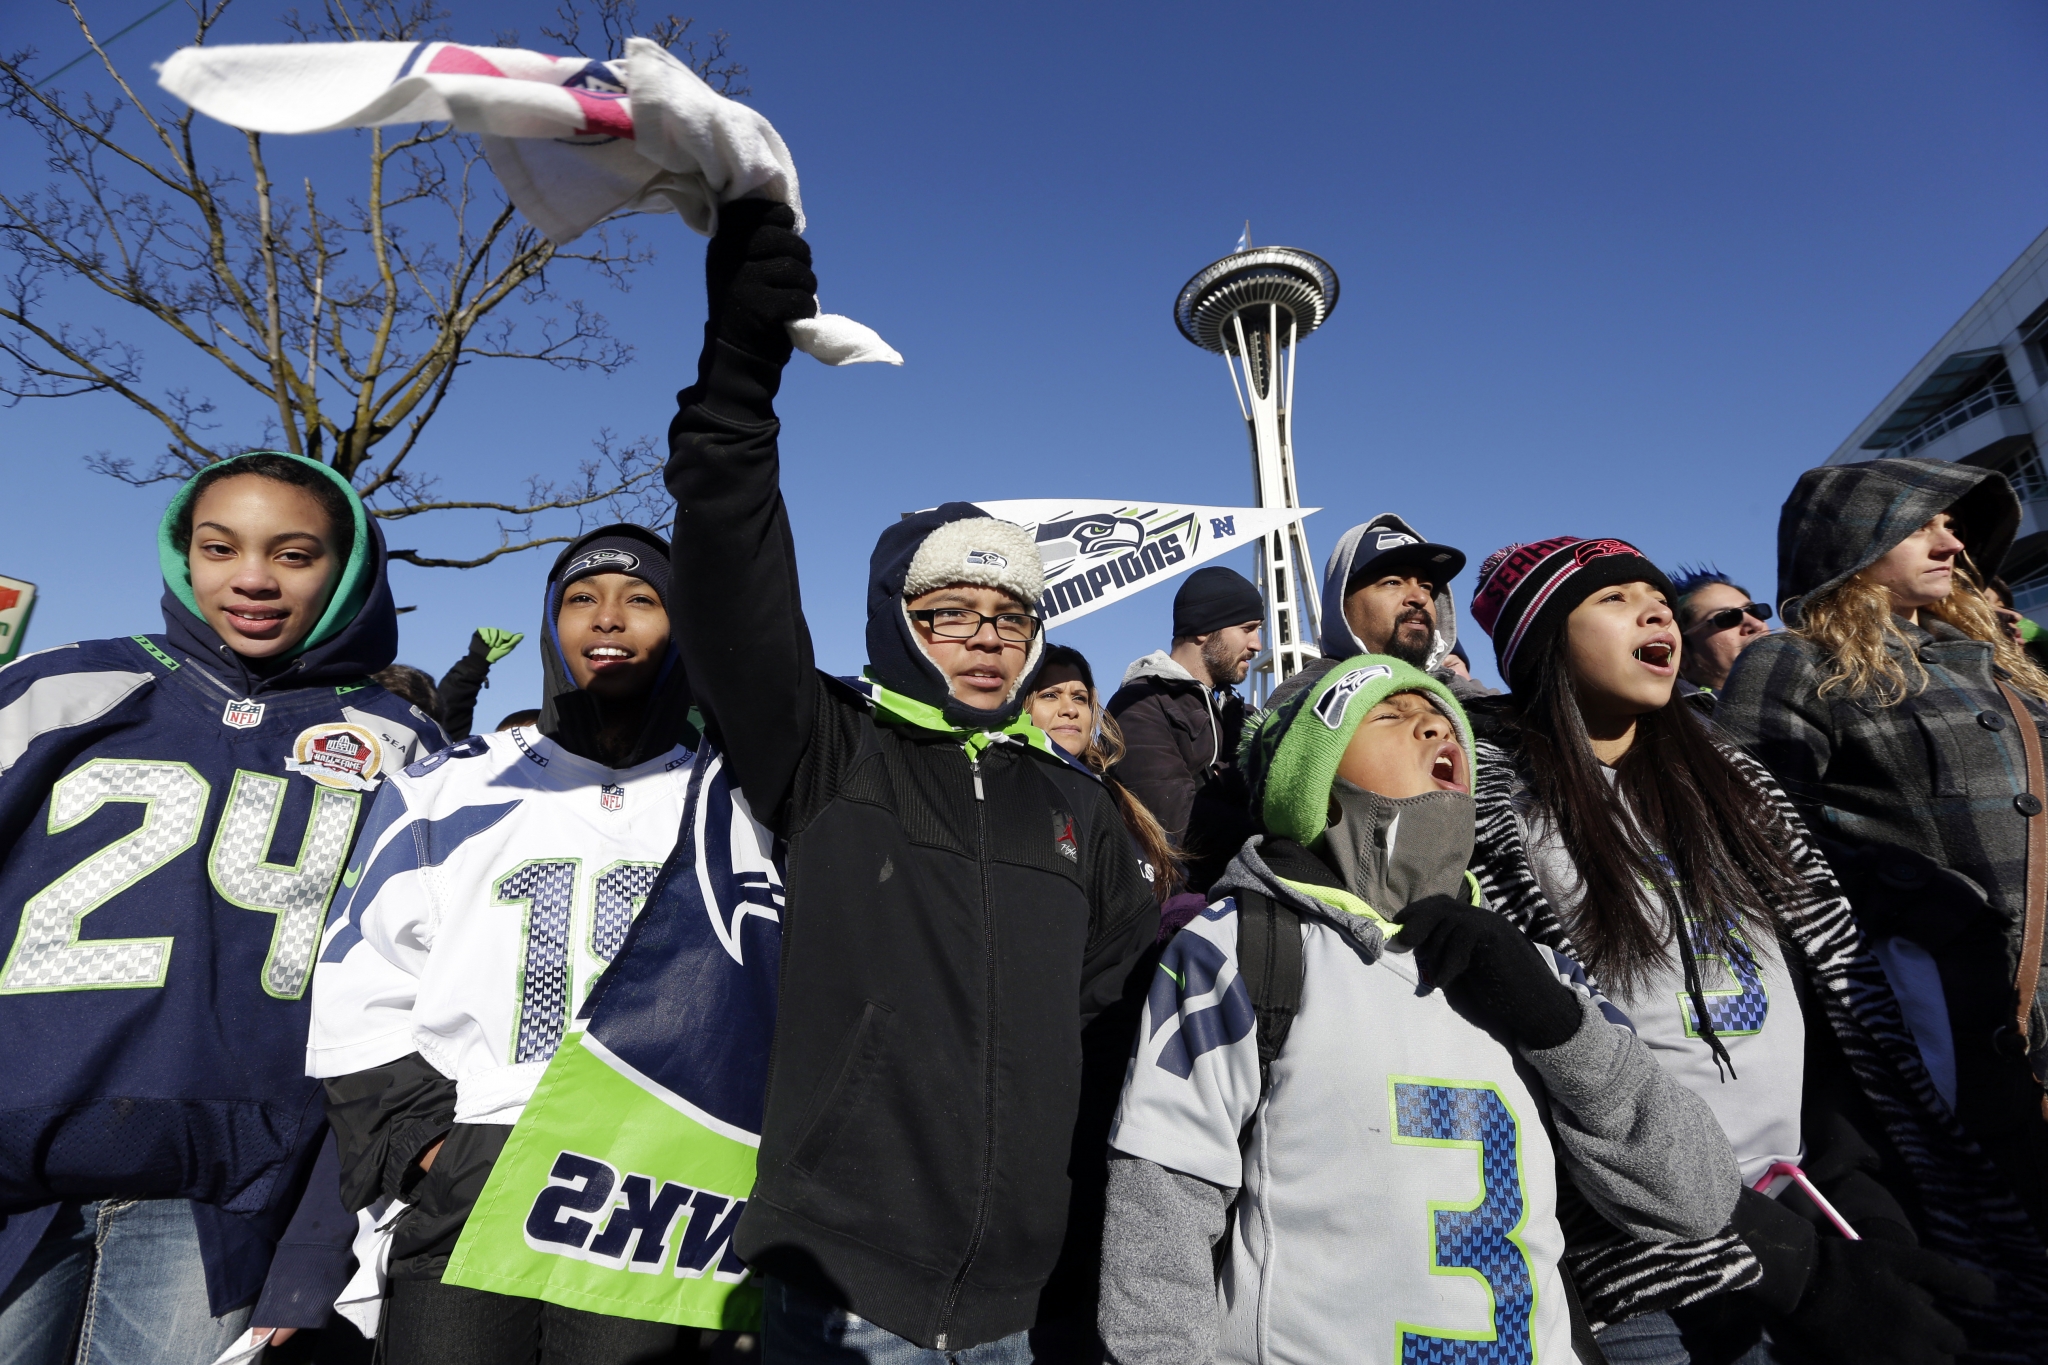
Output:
[1174, 566, 1264, 639]
[552, 527, 672, 607]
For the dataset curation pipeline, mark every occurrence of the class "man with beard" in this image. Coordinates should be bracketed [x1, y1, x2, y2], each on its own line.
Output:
[1107, 567, 1264, 896]
[1267, 512, 1488, 710]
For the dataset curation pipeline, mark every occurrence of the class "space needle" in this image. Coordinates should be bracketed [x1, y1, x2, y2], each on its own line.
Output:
[1175, 234, 1339, 702]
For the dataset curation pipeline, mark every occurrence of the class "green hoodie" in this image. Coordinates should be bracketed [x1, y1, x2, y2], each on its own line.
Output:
[862, 669, 1058, 757]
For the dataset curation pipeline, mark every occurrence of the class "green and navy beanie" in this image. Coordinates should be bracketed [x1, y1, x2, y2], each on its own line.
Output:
[1241, 655, 1473, 847]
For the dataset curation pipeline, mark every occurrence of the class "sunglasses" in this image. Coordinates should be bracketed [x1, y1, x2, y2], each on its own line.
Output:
[1690, 602, 1773, 633]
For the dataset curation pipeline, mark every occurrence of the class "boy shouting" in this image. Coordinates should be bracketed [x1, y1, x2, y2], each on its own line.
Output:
[1099, 657, 1740, 1363]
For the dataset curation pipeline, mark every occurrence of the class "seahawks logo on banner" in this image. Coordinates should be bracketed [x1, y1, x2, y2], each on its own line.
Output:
[969, 500, 1318, 626]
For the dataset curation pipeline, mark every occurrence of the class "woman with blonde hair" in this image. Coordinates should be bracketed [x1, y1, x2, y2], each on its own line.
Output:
[1028, 643, 1184, 907]
[1718, 455, 2048, 1248]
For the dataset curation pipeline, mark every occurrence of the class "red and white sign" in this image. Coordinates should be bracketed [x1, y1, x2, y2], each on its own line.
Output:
[0, 575, 34, 668]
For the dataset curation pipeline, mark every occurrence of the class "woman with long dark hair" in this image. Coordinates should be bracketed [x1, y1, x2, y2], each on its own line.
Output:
[1028, 643, 1182, 904]
[1465, 535, 2027, 1365]
[1716, 458, 2048, 1247]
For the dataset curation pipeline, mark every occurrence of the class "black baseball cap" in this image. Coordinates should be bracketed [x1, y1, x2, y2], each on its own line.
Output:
[1344, 527, 1466, 591]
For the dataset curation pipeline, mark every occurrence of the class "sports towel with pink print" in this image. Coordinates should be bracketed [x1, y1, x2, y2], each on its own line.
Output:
[156, 38, 900, 366]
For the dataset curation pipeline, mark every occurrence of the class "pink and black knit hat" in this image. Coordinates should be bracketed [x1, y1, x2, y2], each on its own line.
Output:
[1470, 536, 1675, 688]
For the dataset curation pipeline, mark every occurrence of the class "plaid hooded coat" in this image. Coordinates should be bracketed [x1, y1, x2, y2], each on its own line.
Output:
[1716, 460, 2048, 1118]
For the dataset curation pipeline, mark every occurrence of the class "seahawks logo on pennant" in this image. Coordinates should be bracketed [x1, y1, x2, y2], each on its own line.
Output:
[1314, 664, 1393, 729]
[286, 722, 387, 791]
[221, 699, 265, 729]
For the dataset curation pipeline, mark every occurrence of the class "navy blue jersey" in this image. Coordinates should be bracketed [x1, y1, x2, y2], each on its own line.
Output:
[0, 634, 438, 1305]
[0, 633, 438, 1194]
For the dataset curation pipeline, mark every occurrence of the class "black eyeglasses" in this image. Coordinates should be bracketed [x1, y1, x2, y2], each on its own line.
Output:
[908, 608, 1043, 643]
[1689, 602, 1772, 633]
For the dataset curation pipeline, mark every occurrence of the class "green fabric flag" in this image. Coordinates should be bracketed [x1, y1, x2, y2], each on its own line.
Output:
[443, 746, 783, 1328]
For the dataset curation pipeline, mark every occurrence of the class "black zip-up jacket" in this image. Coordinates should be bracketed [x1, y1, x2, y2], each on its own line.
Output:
[665, 337, 1157, 1350]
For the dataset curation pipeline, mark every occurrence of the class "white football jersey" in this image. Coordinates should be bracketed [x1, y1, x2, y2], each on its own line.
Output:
[308, 727, 695, 1123]
[1112, 898, 1582, 1365]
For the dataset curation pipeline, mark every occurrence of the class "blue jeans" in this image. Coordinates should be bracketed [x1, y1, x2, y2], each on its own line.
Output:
[760, 1279, 1039, 1364]
[0, 1199, 252, 1365]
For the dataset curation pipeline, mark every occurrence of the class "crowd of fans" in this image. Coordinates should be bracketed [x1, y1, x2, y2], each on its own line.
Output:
[5, 200, 2048, 1365]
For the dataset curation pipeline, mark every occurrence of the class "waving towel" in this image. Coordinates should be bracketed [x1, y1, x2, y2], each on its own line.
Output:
[157, 38, 900, 366]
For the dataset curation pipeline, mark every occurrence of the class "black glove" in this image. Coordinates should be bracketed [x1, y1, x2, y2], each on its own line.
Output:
[703, 198, 816, 364]
[1396, 894, 1582, 1050]
[1773, 1238, 1993, 1365]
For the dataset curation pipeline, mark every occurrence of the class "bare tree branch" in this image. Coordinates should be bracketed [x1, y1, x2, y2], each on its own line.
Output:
[0, 0, 734, 567]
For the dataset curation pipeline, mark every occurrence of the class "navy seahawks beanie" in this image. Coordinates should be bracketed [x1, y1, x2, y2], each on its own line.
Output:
[550, 525, 673, 607]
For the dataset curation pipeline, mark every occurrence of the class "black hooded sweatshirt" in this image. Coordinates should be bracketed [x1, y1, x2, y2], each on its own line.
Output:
[666, 337, 1157, 1349]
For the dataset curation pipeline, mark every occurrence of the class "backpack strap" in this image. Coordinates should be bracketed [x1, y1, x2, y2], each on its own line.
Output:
[1233, 887, 1304, 1102]
[1220, 886, 1305, 1274]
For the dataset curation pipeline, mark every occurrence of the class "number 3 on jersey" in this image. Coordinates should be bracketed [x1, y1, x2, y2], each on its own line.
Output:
[1390, 1077, 1536, 1365]
[0, 758, 359, 998]
[1677, 916, 1768, 1039]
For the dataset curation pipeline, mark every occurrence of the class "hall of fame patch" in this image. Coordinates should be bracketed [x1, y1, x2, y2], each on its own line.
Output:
[287, 722, 387, 791]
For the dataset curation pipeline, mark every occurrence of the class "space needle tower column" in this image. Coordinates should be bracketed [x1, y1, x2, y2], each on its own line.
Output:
[1175, 241, 1340, 702]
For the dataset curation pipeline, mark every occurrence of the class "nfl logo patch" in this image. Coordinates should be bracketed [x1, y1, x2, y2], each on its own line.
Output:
[222, 699, 265, 729]
[600, 784, 625, 812]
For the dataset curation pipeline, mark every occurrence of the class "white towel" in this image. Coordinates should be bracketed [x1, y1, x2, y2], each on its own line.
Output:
[333, 1196, 410, 1339]
[156, 38, 900, 366]
[450, 1061, 548, 1125]
[207, 1329, 279, 1365]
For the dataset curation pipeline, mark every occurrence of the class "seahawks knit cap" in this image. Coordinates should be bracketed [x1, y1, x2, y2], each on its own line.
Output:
[901, 517, 1045, 607]
[551, 525, 672, 606]
[1470, 536, 1675, 689]
[1240, 654, 1472, 847]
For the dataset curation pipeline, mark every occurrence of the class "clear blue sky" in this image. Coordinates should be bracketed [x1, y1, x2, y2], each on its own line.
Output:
[6, 0, 2047, 711]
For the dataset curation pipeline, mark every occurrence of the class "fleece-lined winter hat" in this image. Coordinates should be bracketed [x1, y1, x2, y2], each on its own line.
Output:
[552, 526, 673, 607]
[900, 517, 1045, 607]
[868, 503, 1048, 729]
[1471, 536, 1675, 689]
[1241, 654, 1472, 848]
[1172, 566, 1265, 639]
